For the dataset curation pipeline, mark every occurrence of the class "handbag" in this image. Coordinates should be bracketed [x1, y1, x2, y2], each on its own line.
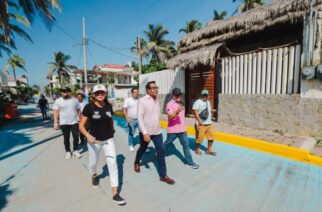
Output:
[198, 101, 209, 120]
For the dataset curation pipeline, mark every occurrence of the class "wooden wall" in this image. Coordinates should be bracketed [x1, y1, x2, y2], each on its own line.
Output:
[186, 65, 215, 116]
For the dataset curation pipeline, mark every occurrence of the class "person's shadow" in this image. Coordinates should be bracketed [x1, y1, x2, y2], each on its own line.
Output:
[99, 154, 125, 193]
[164, 143, 187, 165]
[138, 147, 166, 176]
[132, 135, 140, 147]
[79, 143, 88, 154]
[188, 137, 207, 152]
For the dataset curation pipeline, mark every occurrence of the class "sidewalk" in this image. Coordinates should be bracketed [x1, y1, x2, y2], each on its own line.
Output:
[1, 105, 322, 211]
[160, 114, 321, 157]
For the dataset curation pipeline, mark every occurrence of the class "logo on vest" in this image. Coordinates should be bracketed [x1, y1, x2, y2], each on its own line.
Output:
[106, 111, 111, 117]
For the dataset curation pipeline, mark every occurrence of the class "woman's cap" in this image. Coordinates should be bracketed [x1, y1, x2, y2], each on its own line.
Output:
[93, 84, 107, 93]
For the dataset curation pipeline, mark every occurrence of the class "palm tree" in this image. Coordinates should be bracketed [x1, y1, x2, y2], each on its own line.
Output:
[232, 0, 264, 14]
[107, 77, 116, 97]
[213, 10, 227, 20]
[0, 0, 61, 56]
[0, 4, 32, 56]
[179, 19, 202, 34]
[131, 38, 149, 61]
[6, 54, 26, 82]
[44, 85, 51, 97]
[143, 23, 176, 62]
[47, 51, 77, 87]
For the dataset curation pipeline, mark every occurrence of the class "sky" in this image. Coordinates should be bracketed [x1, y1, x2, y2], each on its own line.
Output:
[0, 0, 271, 87]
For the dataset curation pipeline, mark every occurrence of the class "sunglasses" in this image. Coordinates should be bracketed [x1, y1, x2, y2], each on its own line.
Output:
[202, 94, 209, 97]
[94, 91, 106, 96]
[149, 86, 159, 90]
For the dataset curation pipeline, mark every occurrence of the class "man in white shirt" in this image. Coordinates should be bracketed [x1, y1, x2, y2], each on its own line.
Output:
[122, 88, 139, 152]
[76, 92, 88, 147]
[53, 87, 81, 159]
[192, 90, 216, 156]
[134, 81, 175, 185]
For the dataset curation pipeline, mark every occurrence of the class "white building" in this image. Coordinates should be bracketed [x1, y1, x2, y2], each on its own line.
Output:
[74, 64, 138, 99]
[1, 70, 16, 87]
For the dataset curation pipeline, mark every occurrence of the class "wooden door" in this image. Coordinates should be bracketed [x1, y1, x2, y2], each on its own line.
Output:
[185, 65, 215, 117]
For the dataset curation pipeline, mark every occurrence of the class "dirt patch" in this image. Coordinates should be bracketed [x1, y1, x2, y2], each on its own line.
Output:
[311, 139, 322, 157]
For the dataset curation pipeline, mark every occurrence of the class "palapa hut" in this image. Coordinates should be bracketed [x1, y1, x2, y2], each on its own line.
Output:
[167, 0, 322, 137]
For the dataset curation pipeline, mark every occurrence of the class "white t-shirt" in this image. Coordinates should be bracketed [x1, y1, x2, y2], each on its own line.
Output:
[192, 99, 212, 125]
[123, 97, 138, 119]
[53, 97, 80, 125]
[79, 100, 88, 112]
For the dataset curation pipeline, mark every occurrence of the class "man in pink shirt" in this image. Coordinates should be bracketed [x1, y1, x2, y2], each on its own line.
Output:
[164, 88, 199, 169]
[134, 81, 175, 185]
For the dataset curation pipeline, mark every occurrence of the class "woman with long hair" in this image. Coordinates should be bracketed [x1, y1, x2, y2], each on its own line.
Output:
[79, 84, 126, 206]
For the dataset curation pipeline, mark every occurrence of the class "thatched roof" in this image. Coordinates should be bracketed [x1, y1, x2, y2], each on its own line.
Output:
[180, 0, 322, 52]
[167, 43, 224, 69]
[167, 0, 321, 69]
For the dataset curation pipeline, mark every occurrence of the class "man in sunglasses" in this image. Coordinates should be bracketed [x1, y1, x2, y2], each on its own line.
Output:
[53, 87, 82, 159]
[134, 81, 175, 185]
[192, 90, 216, 156]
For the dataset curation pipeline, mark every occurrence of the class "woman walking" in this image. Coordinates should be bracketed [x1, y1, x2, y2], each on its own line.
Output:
[79, 84, 126, 206]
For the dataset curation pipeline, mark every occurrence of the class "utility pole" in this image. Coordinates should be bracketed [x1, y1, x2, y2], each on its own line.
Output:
[82, 17, 88, 96]
[137, 36, 142, 75]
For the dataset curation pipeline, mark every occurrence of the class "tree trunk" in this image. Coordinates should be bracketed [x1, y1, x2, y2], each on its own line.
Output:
[58, 71, 63, 88]
[12, 69, 17, 84]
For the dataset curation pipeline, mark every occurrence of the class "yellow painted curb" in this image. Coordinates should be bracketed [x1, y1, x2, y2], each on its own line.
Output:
[115, 112, 322, 167]
[114, 111, 125, 117]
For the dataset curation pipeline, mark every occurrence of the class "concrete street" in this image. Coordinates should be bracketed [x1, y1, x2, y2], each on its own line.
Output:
[0, 105, 321, 212]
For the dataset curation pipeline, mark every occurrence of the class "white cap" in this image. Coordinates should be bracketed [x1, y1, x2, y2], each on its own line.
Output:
[92, 84, 107, 93]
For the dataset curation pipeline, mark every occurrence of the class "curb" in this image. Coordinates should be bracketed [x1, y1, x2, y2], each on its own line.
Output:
[113, 111, 322, 167]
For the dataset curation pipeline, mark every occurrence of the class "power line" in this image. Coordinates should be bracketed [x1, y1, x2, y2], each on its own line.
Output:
[159, 0, 209, 24]
[87, 46, 97, 67]
[89, 38, 137, 60]
[53, 22, 80, 42]
[52, 22, 135, 61]
[76, 46, 83, 68]
[106, 47, 132, 51]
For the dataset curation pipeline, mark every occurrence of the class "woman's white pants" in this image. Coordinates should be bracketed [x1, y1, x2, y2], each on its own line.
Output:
[87, 138, 119, 187]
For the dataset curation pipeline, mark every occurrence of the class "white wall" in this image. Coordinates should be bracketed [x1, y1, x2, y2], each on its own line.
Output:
[139, 68, 185, 95]
[114, 88, 131, 99]
[301, 80, 322, 98]
[300, 8, 322, 99]
[0, 70, 8, 86]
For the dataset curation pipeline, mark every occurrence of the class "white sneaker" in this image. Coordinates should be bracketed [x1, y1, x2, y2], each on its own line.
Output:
[129, 145, 134, 152]
[73, 150, 82, 158]
[65, 152, 72, 159]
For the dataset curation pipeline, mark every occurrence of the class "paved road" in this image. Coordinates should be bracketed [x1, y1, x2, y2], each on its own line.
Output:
[0, 105, 321, 212]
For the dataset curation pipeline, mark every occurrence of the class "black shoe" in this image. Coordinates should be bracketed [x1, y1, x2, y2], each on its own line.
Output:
[92, 174, 99, 188]
[113, 194, 126, 205]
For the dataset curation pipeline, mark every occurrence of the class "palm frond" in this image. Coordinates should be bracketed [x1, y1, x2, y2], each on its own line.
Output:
[10, 24, 33, 43]
[9, 13, 31, 26]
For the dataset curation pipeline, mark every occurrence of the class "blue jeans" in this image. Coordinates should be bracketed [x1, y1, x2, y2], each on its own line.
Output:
[164, 132, 194, 165]
[128, 119, 139, 146]
[135, 133, 167, 177]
